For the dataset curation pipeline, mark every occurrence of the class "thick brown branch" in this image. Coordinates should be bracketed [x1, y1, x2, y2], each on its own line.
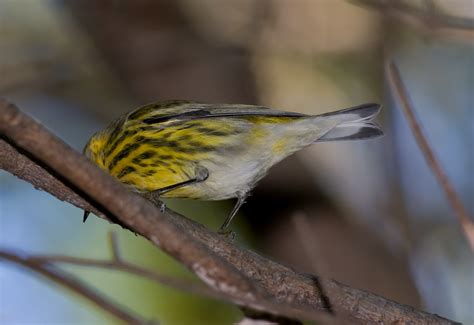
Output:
[0, 250, 150, 324]
[0, 99, 458, 324]
[0, 138, 101, 216]
[386, 61, 474, 251]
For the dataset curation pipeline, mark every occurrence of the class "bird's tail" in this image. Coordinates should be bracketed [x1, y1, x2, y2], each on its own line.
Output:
[316, 103, 383, 142]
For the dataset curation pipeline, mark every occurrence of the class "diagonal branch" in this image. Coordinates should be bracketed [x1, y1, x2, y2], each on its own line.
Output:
[386, 61, 474, 251]
[0, 99, 458, 324]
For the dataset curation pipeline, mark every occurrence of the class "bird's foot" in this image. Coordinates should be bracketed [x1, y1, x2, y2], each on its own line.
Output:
[217, 228, 236, 242]
[159, 201, 166, 213]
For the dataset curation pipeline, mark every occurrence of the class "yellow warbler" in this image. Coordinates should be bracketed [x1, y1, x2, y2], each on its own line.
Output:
[84, 100, 382, 232]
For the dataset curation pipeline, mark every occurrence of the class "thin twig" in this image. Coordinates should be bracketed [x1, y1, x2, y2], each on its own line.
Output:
[30, 255, 228, 300]
[31, 232, 225, 301]
[0, 251, 152, 325]
[386, 61, 474, 251]
[351, 0, 474, 42]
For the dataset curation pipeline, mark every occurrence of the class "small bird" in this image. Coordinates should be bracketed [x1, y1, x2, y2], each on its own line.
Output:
[83, 100, 382, 232]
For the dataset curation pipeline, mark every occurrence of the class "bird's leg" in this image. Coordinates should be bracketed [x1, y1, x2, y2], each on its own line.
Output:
[157, 165, 209, 195]
[145, 166, 209, 210]
[218, 192, 248, 236]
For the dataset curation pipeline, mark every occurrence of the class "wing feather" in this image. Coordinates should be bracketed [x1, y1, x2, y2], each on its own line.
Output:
[136, 102, 306, 125]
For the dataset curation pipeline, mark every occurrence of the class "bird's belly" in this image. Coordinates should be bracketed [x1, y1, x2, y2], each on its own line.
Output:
[203, 160, 265, 200]
[160, 119, 319, 200]
[164, 158, 268, 200]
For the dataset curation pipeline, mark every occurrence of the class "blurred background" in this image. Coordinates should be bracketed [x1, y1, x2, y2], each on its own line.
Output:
[0, 0, 472, 324]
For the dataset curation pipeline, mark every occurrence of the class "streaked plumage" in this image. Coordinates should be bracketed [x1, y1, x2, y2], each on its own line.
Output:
[84, 100, 382, 231]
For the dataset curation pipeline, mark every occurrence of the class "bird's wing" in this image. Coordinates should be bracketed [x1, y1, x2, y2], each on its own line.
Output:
[129, 101, 307, 125]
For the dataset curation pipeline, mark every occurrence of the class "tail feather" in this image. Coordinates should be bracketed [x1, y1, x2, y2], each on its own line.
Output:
[317, 103, 383, 142]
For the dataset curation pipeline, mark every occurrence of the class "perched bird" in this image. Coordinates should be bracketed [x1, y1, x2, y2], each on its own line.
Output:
[83, 100, 382, 232]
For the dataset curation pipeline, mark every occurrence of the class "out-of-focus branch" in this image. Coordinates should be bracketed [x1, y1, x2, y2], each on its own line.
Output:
[0, 99, 458, 324]
[28, 232, 229, 301]
[352, 0, 474, 42]
[0, 250, 151, 325]
[386, 61, 474, 252]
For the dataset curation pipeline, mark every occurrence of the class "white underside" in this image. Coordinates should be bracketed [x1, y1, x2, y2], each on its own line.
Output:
[189, 117, 336, 200]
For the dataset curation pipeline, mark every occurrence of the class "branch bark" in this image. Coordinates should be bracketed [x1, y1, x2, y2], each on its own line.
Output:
[0, 99, 458, 324]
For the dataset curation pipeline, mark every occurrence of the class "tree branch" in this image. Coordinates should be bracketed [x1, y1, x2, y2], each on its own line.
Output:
[386, 61, 474, 252]
[351, 0, 474, 42]
[0, 250, 151, 324]
[26, 232, 233, 301]
[0, 99, 458, 324]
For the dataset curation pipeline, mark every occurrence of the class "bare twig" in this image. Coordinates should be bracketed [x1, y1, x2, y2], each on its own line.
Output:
[32, 255, 222, 299]
[386, 61, 474, 251]
[0, 250, 151, 325]
[29, 232, 228, 301]
[0, 99, 459, 324]
[352, 0, 474, 42]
